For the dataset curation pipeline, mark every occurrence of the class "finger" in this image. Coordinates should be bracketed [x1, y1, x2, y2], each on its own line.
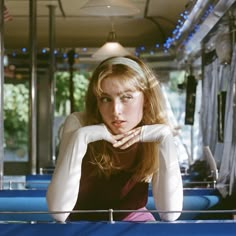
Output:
[113, 130, 140, 148]
[118, 135, 140, 150]
[113, 132, 136, 147]
[113, 128, 139, 141]
[113, 133, 126, 141]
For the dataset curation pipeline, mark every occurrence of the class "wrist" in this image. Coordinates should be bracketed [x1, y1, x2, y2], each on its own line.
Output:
[141, 124, 171, 142]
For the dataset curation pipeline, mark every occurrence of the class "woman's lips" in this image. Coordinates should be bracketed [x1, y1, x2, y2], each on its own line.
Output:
[112, 120, 125, 128]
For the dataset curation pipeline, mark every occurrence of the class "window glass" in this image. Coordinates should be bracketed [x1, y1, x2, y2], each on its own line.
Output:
[4, 82, 29, 162]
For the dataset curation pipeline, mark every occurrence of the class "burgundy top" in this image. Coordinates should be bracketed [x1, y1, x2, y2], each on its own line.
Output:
[69, 142, 149, 221]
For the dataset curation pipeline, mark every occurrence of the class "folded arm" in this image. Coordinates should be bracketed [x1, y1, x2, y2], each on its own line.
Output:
[141, 124, 183, 221]
[46, 113, 114, 222]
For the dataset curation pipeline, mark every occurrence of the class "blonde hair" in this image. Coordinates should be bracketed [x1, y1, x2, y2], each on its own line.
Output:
[84, 55, 169, 181]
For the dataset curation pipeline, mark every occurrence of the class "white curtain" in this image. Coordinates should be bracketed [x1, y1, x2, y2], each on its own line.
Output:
[202, 46, 236, 197]
[217, 45, 236, 197]
[201, 59, 219, 152]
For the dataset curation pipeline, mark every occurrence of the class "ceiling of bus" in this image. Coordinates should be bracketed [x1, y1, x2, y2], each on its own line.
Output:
[4, 0, 190, 49]
[3, 0, 235, 74]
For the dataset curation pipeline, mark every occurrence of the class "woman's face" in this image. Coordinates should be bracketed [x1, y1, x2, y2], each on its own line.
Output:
[97, 77, 144, 134]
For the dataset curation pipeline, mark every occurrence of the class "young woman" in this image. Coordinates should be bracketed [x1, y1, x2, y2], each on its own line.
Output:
[46, 55, 183, 222]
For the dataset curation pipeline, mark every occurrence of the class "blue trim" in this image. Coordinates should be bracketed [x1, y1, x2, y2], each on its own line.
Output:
[0, 221, 235, 236]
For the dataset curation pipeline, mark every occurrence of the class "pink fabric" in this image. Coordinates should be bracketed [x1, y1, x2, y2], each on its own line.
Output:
[122, 207, 156, 222]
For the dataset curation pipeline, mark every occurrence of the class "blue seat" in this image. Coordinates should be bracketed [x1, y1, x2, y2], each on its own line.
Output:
[0, 190, 54, 222]
[0, 187, 221, 222]
[25, 174, 52, 189]
[146, 194, 221, 220]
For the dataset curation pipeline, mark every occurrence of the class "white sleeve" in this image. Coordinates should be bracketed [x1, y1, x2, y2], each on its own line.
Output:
[141, 124, 183, 221]
[46, 113, 113, 222]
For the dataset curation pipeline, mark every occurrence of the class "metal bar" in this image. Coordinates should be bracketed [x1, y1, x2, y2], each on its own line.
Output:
[48, 4, 56, 164]
[29, 0, 37, 174]
[67, 49, 75, 113]
[233, 79, 236, 143]
[109, 209, 114, 223]
[0, 209, 236, 215]
[0, 0, 5, 189]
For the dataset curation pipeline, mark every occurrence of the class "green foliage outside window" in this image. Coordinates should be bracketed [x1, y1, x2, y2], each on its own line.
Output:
[4, 71, 89, 153]
[55, 71, 90, 116]
[4, 83, 29, 151]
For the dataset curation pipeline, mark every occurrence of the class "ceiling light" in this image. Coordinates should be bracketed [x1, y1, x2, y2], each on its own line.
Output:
[92, 31, 131, 60]
[80, 0, 140, 16]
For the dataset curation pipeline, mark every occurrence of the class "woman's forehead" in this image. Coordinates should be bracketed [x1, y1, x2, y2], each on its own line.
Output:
[101, 77, 137, 92]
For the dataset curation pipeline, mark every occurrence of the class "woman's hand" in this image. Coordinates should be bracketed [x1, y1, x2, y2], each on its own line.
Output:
[112, 127, 141, 149]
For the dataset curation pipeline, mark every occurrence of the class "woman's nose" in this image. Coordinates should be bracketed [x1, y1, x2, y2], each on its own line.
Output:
[112, 100, 122, 115]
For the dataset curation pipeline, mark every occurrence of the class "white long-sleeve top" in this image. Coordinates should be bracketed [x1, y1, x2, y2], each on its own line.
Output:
[46, 112, 183, 222]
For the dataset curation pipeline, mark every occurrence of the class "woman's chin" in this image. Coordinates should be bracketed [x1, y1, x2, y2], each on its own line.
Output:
[109, 126, 126, 135]
[114, 128, 132, 135]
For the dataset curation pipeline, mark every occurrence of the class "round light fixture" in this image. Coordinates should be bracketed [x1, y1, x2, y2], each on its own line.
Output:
[79, 0, 140, 16]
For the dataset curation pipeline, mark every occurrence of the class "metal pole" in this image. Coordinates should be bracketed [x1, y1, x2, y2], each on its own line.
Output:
[191, 126, 194, 161]
[233, 79, 236, 143]
[29, 0, 37, 174]
[67, 49, 75, 113]
[0, 0, 5, 189]
[48, 5, 56, 164]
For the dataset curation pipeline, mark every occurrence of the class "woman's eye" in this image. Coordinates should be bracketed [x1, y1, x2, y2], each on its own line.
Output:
[121, 95, 133, 102]
[100, 97, 111, 103]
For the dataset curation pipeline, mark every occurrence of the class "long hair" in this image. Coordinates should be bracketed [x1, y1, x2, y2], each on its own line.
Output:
[84, 55, 169, 181]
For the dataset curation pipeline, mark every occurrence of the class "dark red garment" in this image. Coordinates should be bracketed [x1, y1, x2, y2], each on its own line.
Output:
[69, 143, 149, 221]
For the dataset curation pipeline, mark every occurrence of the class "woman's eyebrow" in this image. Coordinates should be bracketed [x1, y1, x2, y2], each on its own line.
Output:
[99, 89, 137, 97]
[99, 92, 110, 96]
[118, 89, 136, 95]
